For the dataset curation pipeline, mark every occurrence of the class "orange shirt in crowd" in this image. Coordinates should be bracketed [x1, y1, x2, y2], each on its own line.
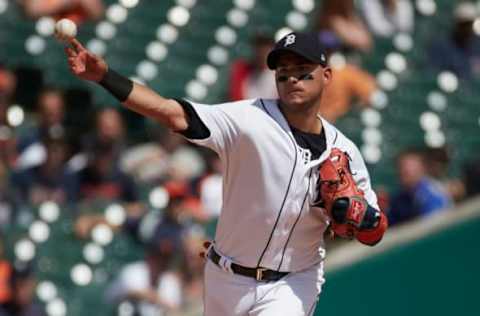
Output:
[320, 64, 377, 123]
[0, 260, 12, 303]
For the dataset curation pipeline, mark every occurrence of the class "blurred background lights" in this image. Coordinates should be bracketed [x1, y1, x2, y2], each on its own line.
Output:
[86, 39, 107, 56]
[420, 111, 441, 131]
[46, 298, 67, 316]
[83, 243, 105, 264]
[286, 11, 308, 30]
[393, 33, 413, 52]
[36, 17, 56, 36]
[149, 186, 169, 209]
[167, 6, 190, 27]
[376, 70, 398, 91]
[39, 201, 60, 223]
[37, 281, 58, 302]
[329, 52, 346, 69]
[196, 64, 218, 85]
[416, 0, 437, 16]
[119, 0, 139, 9]
[275, 27, 293, 42]
[71, 264, 93, 286]
[385, 52, 407, 74]
[176, 0, 197, 9]
[96, 21, 117, 40]
[146, 41, 168, 62]
[292, 0, 315, 13]
[427, 91, 448, 111]
[362, 128, 383, 146]
[15, 239, 36, 262]
[0, 0, 8, 14]
[234, 0, 255, 11]
[136, 60, 158, 81]
[370, 90, 388, 109]
[25, 35, 46, 55]
[474, 18, 480, 35]
[425, 130, 446, 148]
[105, 204, 126, 226]
[437, 71, 459, 93]
[106, 4, 128, 24]
[186, 80, 208, 100]
[29, 220, 50, 243]
[208, 46, 229, 65]
[91, 224, 114, 246]
[361, 145, 382, 164]
[7, 105, 25, 126]
[156, 24, 179, 44]
[361, 109, 382, 127]
[118, 302, 135, 316]
[227, 9, 249, 28]
[215, 26, 237, 46]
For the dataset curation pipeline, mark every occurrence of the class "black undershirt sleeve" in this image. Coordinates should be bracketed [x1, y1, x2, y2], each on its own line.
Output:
[174, 99, 211, 140]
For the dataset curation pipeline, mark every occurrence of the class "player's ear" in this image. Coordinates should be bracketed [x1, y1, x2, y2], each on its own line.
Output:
[322, 67, 332, 85]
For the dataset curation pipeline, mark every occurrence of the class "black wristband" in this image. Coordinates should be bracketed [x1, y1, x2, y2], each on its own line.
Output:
[99, 68, 134, 102]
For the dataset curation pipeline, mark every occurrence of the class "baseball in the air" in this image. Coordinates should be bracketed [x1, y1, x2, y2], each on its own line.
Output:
[55, 19, 77, 41]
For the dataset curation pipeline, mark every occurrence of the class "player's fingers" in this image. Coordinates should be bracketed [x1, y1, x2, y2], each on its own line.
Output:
[65, 47, 77, 57]
[69, 38, 86, 53]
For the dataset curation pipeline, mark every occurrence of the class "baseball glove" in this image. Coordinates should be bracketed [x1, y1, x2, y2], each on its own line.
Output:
[317, 148, 370, 239]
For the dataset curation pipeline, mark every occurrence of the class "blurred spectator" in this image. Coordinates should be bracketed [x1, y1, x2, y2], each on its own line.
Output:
[77, 141, 138, 204]
[463, 155, 480, 197]
[121, 128, 206, 184]
[17, 87, 66, 170]
[228, 34, 277, 101]
[0, 96, 17, 167]
[0, 65, 17, 100]
[423, 147, 465, 202]
[429, 2, 480, 79]
[174, 231, 205, 316]
[105, 234, 183, 316]
[18, 0, 104, 24]
[318, 34, 379, 123]
[0, 162, 16, 232]
[11, 137, 78, 206]
[0, 243, 12, 305]
[360, 0, 414, 38]
[388, 149, 451, 226]
[83, 107, 126, 157]
[197, 153, 222, 221]
[314, 0, 373, 53]
[0, 263, 45, 316]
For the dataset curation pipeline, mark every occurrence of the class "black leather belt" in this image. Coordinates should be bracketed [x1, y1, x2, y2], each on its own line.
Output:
[208, 248, 289, 282]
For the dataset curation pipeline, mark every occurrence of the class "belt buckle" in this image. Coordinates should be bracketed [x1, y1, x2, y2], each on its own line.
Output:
[256, 268, 268, 281]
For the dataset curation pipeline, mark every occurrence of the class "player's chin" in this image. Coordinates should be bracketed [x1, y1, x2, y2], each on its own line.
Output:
[283, 95, 307, 107]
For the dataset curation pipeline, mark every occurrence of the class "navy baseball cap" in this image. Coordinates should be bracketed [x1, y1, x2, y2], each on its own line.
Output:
[267, 32, 328, 70]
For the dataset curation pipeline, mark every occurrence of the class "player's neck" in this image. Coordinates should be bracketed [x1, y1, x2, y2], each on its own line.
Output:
[281, 104, 323, 134]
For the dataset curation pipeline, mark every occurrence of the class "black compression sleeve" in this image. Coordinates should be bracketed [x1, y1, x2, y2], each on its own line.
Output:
[174, 99, 211, 140]
[99, 69, 134, 102]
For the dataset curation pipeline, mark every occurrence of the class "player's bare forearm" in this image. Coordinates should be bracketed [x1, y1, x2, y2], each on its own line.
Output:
[123, 82, 188, 132]
[64, 37, 188, 132]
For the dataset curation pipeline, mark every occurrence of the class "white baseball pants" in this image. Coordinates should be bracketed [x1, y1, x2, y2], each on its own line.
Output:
[203, 259, 325, 316]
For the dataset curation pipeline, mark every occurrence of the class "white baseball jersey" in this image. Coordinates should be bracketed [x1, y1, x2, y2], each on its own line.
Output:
[181, 98, 378, 272]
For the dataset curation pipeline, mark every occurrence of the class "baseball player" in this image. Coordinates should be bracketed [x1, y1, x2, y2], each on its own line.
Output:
[63, 32, 387, 316]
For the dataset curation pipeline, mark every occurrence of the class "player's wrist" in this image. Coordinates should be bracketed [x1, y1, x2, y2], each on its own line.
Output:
[98, 68, 134, 102]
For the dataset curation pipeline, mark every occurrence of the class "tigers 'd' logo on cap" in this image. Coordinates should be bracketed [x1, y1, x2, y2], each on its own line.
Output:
[284, 34, 296, 47]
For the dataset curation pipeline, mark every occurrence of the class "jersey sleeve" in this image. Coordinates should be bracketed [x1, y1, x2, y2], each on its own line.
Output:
[175, 99, 244, 155]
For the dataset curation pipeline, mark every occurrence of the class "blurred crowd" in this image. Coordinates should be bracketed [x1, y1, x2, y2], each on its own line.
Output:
[1, 0, 480, 315]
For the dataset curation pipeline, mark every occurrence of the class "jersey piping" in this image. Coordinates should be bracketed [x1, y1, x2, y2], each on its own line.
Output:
[277, 168, 314, 271]
[256, 99, 298, 269]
